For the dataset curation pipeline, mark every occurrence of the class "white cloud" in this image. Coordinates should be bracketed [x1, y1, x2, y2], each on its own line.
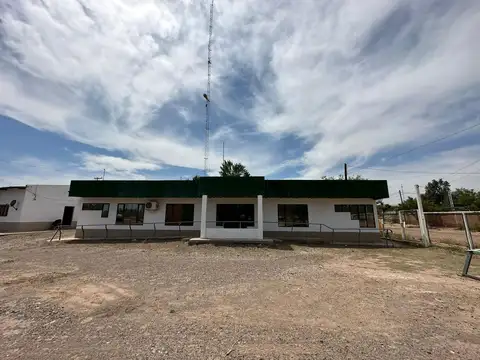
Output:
[78, 152, 160, 179]
[0, 0, 479, 183]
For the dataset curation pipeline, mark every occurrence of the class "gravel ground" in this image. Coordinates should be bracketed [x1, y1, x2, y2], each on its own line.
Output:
[1, 231, 479, 359]
[388, 223, 479, 247]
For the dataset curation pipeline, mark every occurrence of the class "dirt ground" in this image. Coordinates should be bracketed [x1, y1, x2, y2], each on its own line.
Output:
[388, 223, 479, 247]
[1, 231, 479, 360]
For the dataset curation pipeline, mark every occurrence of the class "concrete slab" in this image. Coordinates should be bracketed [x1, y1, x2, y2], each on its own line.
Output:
[188, 237, 277, 245]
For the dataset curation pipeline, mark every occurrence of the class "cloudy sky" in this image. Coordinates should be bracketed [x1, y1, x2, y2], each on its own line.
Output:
[0, 0, 479, 203]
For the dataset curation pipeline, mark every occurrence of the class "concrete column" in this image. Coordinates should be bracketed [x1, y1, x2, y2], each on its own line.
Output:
[200, 195, 208, 239]
[415, 184, 431, 247]
[257, 195, 263, 239]
[373, 201, 380, 229]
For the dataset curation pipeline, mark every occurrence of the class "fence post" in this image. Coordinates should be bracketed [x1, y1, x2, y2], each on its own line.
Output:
[399, 211, 407, 241]
[462, 212, 474, 250]
[415, 184, 431, 247]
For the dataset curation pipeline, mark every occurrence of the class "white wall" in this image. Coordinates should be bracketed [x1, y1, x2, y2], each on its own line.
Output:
[263, 198, 378, 232]
[0, 188, 27, 223]
[76, 198, 202, 230]
[20, 185, 80, 223]
[75, 196, 379, 233]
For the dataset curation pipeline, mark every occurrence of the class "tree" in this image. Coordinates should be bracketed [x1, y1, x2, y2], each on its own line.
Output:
[219, 160, 250, 177]
[424, 178, 450, 208]
[192, 175, 200, 181]
[398, 196, 418, 211]
[452, 188, 480, 210]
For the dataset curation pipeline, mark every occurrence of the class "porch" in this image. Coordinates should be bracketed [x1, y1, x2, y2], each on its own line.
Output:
[200, 195, 264, 240]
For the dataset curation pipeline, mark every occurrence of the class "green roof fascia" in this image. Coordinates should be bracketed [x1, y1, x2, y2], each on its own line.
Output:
[264, 180, 389, 200]
[198, 176, 265, 197]
[69, 180, 198, 198]
[69, 178, 389, 200]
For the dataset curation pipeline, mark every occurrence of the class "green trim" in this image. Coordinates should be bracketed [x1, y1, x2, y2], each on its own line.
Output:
[198, 176, 265, 197]
[69, 180, 198, 198]
[265, 180, 388, 199]
[69, 178, 389, 199]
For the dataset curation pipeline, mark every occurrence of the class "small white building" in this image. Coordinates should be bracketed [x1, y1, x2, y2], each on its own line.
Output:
[69, 177, 389, 245]
[0, 185, 80, 232]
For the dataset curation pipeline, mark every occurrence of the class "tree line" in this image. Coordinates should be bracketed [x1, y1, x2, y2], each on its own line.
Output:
[384, 178, 480, 212]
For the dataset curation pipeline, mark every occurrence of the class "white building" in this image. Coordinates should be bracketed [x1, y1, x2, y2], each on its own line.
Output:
[0, 185, 80, 232]
[69, 177, 389, 244]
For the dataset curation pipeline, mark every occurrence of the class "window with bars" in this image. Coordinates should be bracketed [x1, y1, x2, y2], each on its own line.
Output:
[278, 204, 309, 227]
[116, 203, 145, 225]
[334, 204, 375, 228]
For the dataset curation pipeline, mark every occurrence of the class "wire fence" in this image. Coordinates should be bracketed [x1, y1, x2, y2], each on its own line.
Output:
[394, 210, 479, 248]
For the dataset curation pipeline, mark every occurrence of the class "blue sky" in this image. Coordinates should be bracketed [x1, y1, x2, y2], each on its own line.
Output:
[0, 0, 479, 203]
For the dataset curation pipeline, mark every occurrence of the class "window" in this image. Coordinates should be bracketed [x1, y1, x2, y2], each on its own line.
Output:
[278, 204, 309, 227]
[82, 203, 104, 211]
[101, 204, 110, 218]
[334, 204, 375, 228]
[165, 204, 194, 226]
[82, 203, 110, 218]
[0, 204, 9, 217]
[216, 204, 255, 228]
[116, 203, 145, 225]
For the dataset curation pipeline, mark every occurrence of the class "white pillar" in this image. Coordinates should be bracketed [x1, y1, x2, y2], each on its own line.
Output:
[200, 195, 208, 239]
[373, 201, 380, 229]
[257, 195, 263, 239]
[415, 184, 430, 247]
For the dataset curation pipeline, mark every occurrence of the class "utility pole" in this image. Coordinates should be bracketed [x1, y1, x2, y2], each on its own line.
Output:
[102, 169, 106, 180]
[448, 190, 454, 210]
[399, 190, 404, 204]
[222, 141, 225, 162]
[344, 163, 348, 180]
[401, 184, 405, 200]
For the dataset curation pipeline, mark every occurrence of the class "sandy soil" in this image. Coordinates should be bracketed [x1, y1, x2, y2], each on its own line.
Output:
[1, 231, 479, 359]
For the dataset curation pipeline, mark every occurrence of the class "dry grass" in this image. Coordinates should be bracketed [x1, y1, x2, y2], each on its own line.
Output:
[0, 231, 479, 359]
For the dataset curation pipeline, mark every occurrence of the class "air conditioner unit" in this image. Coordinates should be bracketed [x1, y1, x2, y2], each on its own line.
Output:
[145, 200, 159, 211]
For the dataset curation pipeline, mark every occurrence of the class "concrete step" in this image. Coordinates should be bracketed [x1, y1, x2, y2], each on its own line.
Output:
[188, 238, 277, 245]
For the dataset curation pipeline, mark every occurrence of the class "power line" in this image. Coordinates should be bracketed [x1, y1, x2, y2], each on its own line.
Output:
[451, 158, 480, 176]
[350, 120, 480, 171]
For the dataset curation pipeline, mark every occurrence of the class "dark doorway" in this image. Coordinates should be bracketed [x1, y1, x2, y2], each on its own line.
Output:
[216, 204, 254, 228]
[62, 206, 75, 226]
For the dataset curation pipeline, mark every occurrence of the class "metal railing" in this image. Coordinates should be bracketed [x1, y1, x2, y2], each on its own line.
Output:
[63, 220, 390, 246]
[77, 220, 203, 240]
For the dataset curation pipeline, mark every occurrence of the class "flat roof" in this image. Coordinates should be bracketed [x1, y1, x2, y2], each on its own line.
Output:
[0, 186, 27, 191]
[69, 177, 389, 200]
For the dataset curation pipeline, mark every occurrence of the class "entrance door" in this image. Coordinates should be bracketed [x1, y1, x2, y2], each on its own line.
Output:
[216, 204, 254, 228]
[62, 206, 75, 226]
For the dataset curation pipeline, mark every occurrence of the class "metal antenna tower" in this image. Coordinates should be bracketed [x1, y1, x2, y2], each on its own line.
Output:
[203, 0, 214, 175]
